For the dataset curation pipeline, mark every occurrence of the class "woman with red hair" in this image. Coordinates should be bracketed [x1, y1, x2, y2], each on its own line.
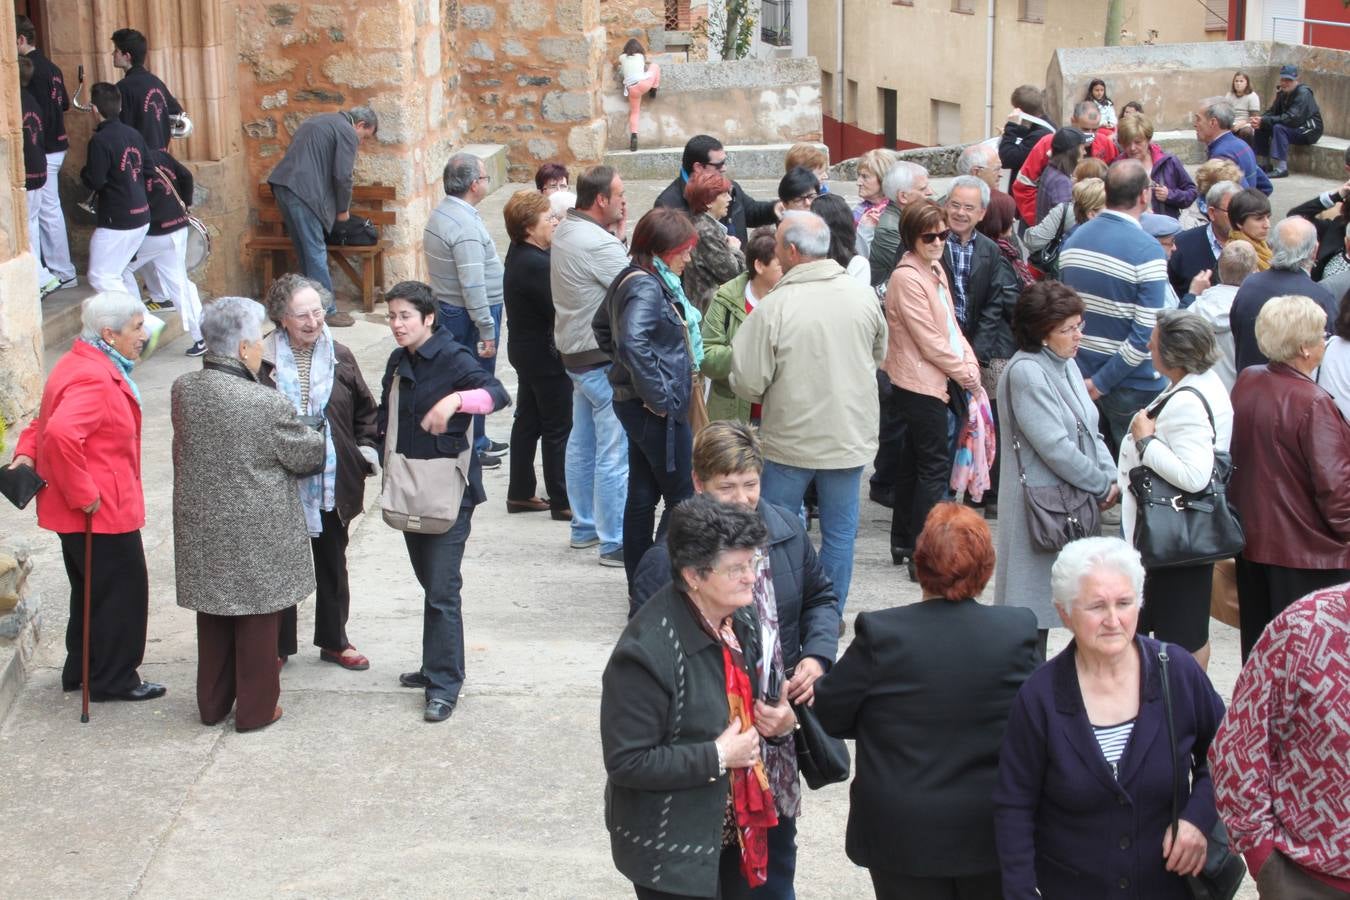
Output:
[682, 168, 746, 314]
[815, 502, 1039, 900]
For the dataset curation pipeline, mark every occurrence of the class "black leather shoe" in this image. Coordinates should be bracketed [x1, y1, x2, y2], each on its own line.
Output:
[91, 681, 166, 702]
[1269, 168, 1289, 179]
[424, 699, 455, 723]
[399, 671, 431, 689]
[907, 560, 919, 583]
[890, 546, 913, 566]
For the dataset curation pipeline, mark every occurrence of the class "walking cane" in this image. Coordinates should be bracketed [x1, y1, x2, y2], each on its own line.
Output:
[80, 511, 92, 724]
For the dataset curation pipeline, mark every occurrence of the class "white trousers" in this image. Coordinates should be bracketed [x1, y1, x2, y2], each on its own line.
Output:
[38, 150, 74, 281]
[26, 189, 54, 285]
[123, 229, 203, 342]
[88, 224, 150, 294]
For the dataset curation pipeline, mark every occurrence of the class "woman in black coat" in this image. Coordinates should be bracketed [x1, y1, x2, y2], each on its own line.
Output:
[814, 502, 1040, 900]
[257, 274, 380, 671]
[501, 190, 572, 519]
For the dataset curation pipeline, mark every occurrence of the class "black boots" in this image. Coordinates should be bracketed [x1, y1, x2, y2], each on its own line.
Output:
[630, 133, 638, 152]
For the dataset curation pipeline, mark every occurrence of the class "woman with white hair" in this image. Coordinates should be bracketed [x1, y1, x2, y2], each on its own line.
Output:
[9, 292, 166, 702]
[994, 537, 1226, 900]
[1230, 294, 1350, 660]
[171, 296, 326, 732]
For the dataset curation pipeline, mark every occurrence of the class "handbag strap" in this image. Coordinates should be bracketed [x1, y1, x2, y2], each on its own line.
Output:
[1148, 384, 1217, 446]
[1157, 647, 1183, 842]
[1004, 358, 1089, 484]
[385, 374, 402, 462]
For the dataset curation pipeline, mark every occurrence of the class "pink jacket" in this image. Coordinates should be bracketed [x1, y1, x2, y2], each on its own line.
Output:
[883, 253, 980, 403]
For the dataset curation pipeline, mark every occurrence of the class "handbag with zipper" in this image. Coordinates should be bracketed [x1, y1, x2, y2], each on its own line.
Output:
[379, 377, 472, 533]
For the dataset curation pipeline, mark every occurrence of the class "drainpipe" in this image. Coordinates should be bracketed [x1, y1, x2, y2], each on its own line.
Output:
[984, 0, 996, 137]
[836, 0, 844, 138]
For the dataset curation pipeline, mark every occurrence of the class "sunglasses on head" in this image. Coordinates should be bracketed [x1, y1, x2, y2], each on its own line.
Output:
[919, 230, 951, 244]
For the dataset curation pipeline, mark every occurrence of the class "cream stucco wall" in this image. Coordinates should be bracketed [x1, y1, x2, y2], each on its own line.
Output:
[811, 0, 1224, 147]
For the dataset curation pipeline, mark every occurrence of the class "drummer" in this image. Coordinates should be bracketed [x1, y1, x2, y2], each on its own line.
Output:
[81, 83, 153, 296]
[112, 28, 182, 151]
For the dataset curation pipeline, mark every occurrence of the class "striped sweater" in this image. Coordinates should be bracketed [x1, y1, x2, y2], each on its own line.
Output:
[1058, 210, 1169, 395]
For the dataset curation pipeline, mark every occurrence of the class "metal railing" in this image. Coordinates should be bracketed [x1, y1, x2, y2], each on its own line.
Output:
[1270, 16, 1350, 45]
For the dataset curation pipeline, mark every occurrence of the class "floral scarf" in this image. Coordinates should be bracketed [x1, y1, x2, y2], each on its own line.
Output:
[654, 257, 704, 368]
[83, 336, 141, 406]
[272, 328, 337, 537]
[751, 550, 801, 819]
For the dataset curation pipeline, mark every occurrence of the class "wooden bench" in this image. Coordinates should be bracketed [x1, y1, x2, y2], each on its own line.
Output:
[246, 184, 396, 312]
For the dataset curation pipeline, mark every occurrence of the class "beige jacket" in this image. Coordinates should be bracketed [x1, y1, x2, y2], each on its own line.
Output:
[883, 252, 980, 403]
[730, 259, 887, 469]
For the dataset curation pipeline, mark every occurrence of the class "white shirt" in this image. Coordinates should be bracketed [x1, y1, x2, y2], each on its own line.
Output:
[846, 255, 871, 285]
[1318, 336, 1350, 423]
[1189, 284, 1239, 392]
[619, 53, 646, 85]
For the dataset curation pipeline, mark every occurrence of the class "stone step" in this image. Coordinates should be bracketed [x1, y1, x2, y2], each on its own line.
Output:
[603, 141, 828, 182]
[459, 143, 509, 193]
[1155, 130, 1348, 178]
[42, 283, 186, 365]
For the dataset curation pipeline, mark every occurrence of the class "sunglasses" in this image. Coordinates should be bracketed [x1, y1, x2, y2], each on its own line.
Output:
[918, 230, 951, 244]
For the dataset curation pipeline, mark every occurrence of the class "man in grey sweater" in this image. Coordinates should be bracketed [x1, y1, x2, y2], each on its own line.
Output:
[425, 152, 507, 463]
[266, 107, 378, 327]
[550, 166, 630, 567]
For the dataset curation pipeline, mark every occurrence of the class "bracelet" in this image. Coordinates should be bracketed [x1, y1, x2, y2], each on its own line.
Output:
[715, 741, 726, 776]
[1136, 435, 1157, 458]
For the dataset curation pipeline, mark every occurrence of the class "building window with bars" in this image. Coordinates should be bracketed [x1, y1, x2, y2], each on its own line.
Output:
[1203, 3, 1227, 31]
[665, 0, 691, 30]
[1019, 0, 1045, 23]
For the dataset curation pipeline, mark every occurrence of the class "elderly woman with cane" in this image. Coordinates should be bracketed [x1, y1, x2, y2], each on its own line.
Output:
[9, 292, 166, 705]
[258, 273, 380, 671]
[172, 297, 326, 732]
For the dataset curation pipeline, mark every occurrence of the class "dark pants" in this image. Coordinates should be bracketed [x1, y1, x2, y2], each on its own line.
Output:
[723, 816, 797, 900]
[404, 506, 475, 704]
[1235, 555, 1350, 660]
[633, 846, 744, 899]
[58, 529, 148, 696]
[196, 610, 281, 731]
[1255, 123, 1316, 163]
[870, 370, 905, 498]
[439, 302, 503, 455]
[508, 370, 572, 510]
[1256, 849, 1349, 900]
[613, 398, 694, 586]
[272, 183, 334, 302]
[868, 869, 1002, 900]
[1095, 385, 1163, 462]
[890, 387, 949, 551]
[1139, 562, 1214, 652]
[279, 509, 354, 656]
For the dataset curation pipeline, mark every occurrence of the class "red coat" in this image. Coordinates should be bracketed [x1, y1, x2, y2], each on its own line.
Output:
[1229, 362, 1350, 569]
[14, 340, 145, 534]
[1012, 130, 1120, 225]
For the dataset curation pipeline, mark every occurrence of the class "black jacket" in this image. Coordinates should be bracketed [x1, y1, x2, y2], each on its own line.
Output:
[1166, 225, 1219, 299]
[631, 499, 840, 671]
[654, 174, 777, 244]
[1231, 268, 1337, 371]
[601, 583, 762, 896]
[377, 327, 511, 507]
[941, 231, 1021, 362]
[1289, 189, 1349, 281]
[814, 598, 1039, 878]
[593, 266, 692, 418]
[20, 89, 47, 190]
[258, 339, 379, 526]
[144, 150, 194, 236]
[1261, 83, 1323, 142]
[81, 120, 152, 230]
[117, 65, 183, 152]
[24, 48, 68, 152]
[503, 241, 564, 378]
[999, 120, 1052, 186]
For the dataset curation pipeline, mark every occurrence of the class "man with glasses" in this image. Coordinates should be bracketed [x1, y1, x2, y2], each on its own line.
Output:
[1169, 180, 1242, 299]
[425, 152, 508, 468]
[654, 134, 778, 243]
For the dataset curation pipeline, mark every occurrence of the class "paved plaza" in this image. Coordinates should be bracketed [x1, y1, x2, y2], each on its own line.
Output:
[4, 172, 1335, 898]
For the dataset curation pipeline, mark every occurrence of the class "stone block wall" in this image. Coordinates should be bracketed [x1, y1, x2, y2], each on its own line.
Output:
[236, 0, 466, 288]
[599, 0, 666, 54]
[457, 0, 610, 181]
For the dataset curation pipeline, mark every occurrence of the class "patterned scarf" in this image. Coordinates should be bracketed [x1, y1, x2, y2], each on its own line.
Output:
[719, 622, 778, 889]
[273, 328, 337, 537]
[83, 336, 141, 406]
[750, 550, 800, 819]
[655, 257, 704, 367]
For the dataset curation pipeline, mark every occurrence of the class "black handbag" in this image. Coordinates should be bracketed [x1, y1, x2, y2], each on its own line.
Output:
[793, 702, 850, 790]
[0, 464, 45, 510]
[1127, 387, 1244, 569]
[1027, 204, 1067, 277]
[327, 216, 378, 246]
[1005, 360, 1101, 552]
[1157, 647, 1247, 900]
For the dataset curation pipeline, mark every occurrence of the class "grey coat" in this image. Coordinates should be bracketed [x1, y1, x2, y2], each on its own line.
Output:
[266, 111, 358, 228]
[171, 356, 327, 617]
[993, 348, 1115, 627]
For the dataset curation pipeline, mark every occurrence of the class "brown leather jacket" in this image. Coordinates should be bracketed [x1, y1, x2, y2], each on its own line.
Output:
[1230, 362, 1350, 569]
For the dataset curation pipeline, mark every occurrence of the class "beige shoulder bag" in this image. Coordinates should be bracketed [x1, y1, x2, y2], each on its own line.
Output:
[380, 377, 472, 533]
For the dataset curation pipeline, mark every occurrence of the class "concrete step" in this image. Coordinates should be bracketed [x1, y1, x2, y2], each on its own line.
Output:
[1155, 130, 1348, 178]
[603, 141, 828, 182]
[42, 282, 186, 364]
[459, 143, 509, 193]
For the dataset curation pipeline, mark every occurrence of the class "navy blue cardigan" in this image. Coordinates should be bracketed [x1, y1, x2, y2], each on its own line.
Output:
[993, 635, 1225, 900]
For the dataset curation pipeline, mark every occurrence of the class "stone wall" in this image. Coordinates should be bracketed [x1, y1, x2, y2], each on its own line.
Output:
[599, 0, 666, 55]
[456, 1, 610, 181]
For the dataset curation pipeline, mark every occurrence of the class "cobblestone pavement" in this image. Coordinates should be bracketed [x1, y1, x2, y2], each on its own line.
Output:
[4, 171, 1333, 898]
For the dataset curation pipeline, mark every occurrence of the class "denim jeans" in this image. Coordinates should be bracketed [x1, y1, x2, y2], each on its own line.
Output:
[403, 507, 474, 704]
[1094, 384, 1163, 460]
[1255, 122, 1314, 163]
[272, 183, 334, 303]
[760, 461, 863, 614]
[612, 398, 694, 585]
[722, 816, 798, 900]
[439, 303, 504, 454]
[565, 366, 628, 554]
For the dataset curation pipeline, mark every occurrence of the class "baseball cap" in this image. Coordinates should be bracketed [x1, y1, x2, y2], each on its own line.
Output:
[1279, 65, 1298, 80]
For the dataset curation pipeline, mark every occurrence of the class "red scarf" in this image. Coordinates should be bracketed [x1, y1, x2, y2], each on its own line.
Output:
[722, 643, 778, 887]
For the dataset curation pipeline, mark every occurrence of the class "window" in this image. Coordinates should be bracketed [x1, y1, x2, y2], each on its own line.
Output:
[1203, 2, 1226, 31]
[893, 0, 914, 6]
[665, 0, 690, 30]
[878, 87, 898, 147]
[1019, 0, 1045, 23]
[761, 0, 792, 46]
[821, 70, 834, 118]
[846, 79, 859, 126]
[931, 99, 961, 146]
[952, 0, 975, 12]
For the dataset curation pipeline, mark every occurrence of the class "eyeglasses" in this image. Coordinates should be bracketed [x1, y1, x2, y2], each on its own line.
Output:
[1052, 320, 1086, 336]
[786, 193, 819, 209]
[918, 230, 951, 244]
[709, 549, 765, 580]
[385, 311, 423, 323]
[947, 202, 981, 214]
[476, 174, 491, 182]
[286, 309, 325, 322]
